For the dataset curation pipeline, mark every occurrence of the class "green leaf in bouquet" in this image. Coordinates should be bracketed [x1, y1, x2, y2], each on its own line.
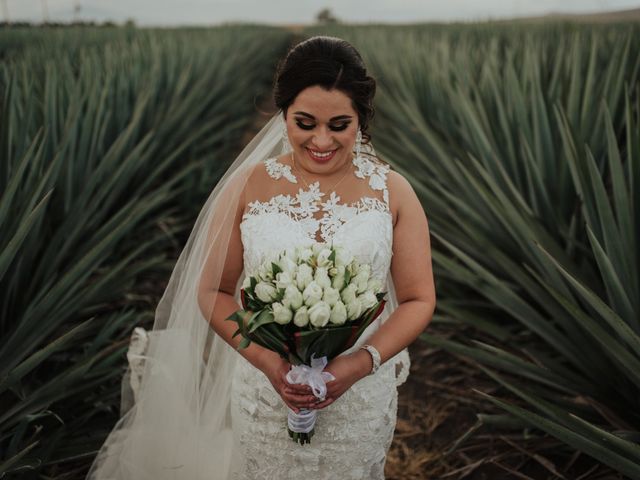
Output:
[241, 288, 265, 312]
[225, 310, 258, 338]
[250, 322, 295, 362]
[271, 261, 282, 277]
[294, 325, 355, 363]
[250, 276, 258, 290]
[329, 248, 336, 264]
[248, 310, 275, 333]
[238, 337, 251, 350]
[352, 300, 387, 339]
[292, 299, 387, 364]
[343, 269, 352, 287]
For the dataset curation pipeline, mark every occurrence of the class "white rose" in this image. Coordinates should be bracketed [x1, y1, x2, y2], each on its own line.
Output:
[357, 291, 378, 310]
[359, 263, 371, 277]
[277, 255, 297, 274]
[346, 298, 362, 320]
[282, 248, 299, 264]
[316, 248, 333, 267]
[346, 260, 358, 277]
[258, 262, 274, 282]
[302, 281, 323, 307]
[329, 301, 348, 325]
[272, 302, 293, 325]
[367, 277, 383, 293]
[275, 271, 294, 290]
[296, 263, 314, 290]
[314, 266, 332, 289]
[297, 247, 313, 263]
[283, 284, 303, 310]
[255, 281, 278, 303]
[334, 247, 353, 268]
[331, 265, 346, 291]
[341, 283, 358, 305]
[241, 275, 251, 289]
[322, 286, 341, 307]
[293, 306, 309, 327]
[311, 243, 325, 256]
[308, 301, 331, 328]
[353, 268, 370, 294]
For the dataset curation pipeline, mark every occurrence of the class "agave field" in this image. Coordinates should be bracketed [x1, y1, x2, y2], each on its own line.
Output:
[304, 22, 640, 478]
[1, 20, 639, 479]
[0, 25, 291, 478]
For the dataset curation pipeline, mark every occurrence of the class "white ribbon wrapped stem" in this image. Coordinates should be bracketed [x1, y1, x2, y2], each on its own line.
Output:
[285, 353, 336, 434]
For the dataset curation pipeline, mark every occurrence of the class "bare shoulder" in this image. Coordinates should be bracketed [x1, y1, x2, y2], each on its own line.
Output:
[242, 157, 277, 192]
[386, 168, 423, 227]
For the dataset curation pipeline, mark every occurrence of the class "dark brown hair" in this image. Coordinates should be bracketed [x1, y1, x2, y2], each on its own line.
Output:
[273, 36, 377, 149]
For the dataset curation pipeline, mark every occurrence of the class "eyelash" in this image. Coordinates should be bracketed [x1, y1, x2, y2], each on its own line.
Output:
[295, 121, 350, 132]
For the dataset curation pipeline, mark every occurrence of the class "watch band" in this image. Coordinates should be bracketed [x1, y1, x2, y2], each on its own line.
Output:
[359, 344, 381, 375]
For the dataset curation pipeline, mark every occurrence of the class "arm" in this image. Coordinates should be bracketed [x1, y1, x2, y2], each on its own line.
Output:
[196, 169, 317, 413]
[196, 174, 272, 372]
[351, 170, 436, 374]
[310, 170, 436, 408]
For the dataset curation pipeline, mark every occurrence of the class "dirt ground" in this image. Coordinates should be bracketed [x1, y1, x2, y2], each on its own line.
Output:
[384, 321, 625, 480]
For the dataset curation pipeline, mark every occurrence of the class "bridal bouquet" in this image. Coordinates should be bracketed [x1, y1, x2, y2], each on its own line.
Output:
[226, 243, 387, 445]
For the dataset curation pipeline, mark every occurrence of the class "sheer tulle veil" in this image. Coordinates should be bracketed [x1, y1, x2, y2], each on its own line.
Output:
[85, 111, 403, 479]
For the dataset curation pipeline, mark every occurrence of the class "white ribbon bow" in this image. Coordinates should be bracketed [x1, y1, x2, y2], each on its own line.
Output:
[285, 353, 336, 401]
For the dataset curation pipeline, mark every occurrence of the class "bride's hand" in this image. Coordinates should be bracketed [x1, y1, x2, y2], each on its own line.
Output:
[312, 350, 372, 410]
[258, 350, 316, 414]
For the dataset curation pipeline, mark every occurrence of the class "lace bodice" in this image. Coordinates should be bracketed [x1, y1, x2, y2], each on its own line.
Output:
[240, 155, 393, 284]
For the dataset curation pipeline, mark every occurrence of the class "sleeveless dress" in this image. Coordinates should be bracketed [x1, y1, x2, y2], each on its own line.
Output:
[229, 155, 410, 480]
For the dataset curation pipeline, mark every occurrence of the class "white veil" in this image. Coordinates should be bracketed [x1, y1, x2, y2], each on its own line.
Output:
[85, 111, 406, 480]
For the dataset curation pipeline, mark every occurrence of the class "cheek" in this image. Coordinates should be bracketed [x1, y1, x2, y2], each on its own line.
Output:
[341, 127, 357, 145]
[288, 126, 308, 143]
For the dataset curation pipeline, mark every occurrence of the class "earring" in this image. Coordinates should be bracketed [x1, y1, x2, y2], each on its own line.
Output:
[281, 124, 291, 155]
[354, 128, 363, 162]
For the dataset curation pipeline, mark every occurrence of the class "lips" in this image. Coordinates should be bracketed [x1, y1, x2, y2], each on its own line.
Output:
[306, 147, 338, 162]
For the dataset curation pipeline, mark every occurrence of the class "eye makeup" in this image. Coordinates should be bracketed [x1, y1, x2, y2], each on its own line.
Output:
[295, 120, 351, 131]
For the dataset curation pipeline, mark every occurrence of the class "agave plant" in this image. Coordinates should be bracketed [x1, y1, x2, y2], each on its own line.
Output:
[0, 26, 290, 477]
[306, 23, 640, 477]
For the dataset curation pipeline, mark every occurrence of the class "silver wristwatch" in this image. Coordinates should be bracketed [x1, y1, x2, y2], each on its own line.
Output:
[359, 344, 381, 375]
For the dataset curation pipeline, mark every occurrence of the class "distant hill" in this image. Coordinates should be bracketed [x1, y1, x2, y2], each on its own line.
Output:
[509, 7, 640, 23]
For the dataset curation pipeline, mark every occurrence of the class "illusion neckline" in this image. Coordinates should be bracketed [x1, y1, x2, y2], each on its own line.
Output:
[264, 155, 391, 207]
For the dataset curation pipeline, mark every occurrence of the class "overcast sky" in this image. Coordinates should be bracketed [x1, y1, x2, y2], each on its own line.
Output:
[4, 0, 640, 25]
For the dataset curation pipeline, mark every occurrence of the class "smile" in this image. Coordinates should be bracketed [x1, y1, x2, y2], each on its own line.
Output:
[306, 148, 338, 162]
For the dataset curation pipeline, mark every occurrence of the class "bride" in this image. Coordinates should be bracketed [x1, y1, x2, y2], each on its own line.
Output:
[86, 35, 435, 480]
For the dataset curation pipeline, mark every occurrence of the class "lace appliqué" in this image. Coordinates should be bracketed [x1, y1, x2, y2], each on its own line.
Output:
[265, 157, 298, 184]
[245, 157, 391, 244]
[244, 183, 389, 244]
[353, 155, 390, 205]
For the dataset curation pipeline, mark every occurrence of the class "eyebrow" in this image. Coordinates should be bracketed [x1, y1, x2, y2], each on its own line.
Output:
[293, 111, 353, 121]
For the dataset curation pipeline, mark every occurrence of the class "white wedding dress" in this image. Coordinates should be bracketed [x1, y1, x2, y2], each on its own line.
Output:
[229, 155, 410, 480]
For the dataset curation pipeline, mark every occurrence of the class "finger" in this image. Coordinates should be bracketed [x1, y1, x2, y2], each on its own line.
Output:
[311, 397, 333, 410]
[284, 391, 317, 406]
[324, 384, 339, 399]
[285, 383, 312, 395]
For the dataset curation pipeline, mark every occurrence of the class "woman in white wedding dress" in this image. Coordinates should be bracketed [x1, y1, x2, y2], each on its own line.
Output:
[85, 36, 435, 480]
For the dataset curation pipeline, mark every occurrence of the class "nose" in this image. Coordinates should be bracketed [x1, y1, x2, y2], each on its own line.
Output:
[310, 126, 336, 150]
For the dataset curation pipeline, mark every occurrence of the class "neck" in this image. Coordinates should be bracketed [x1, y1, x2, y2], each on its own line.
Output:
[291, 150, 354, 180]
